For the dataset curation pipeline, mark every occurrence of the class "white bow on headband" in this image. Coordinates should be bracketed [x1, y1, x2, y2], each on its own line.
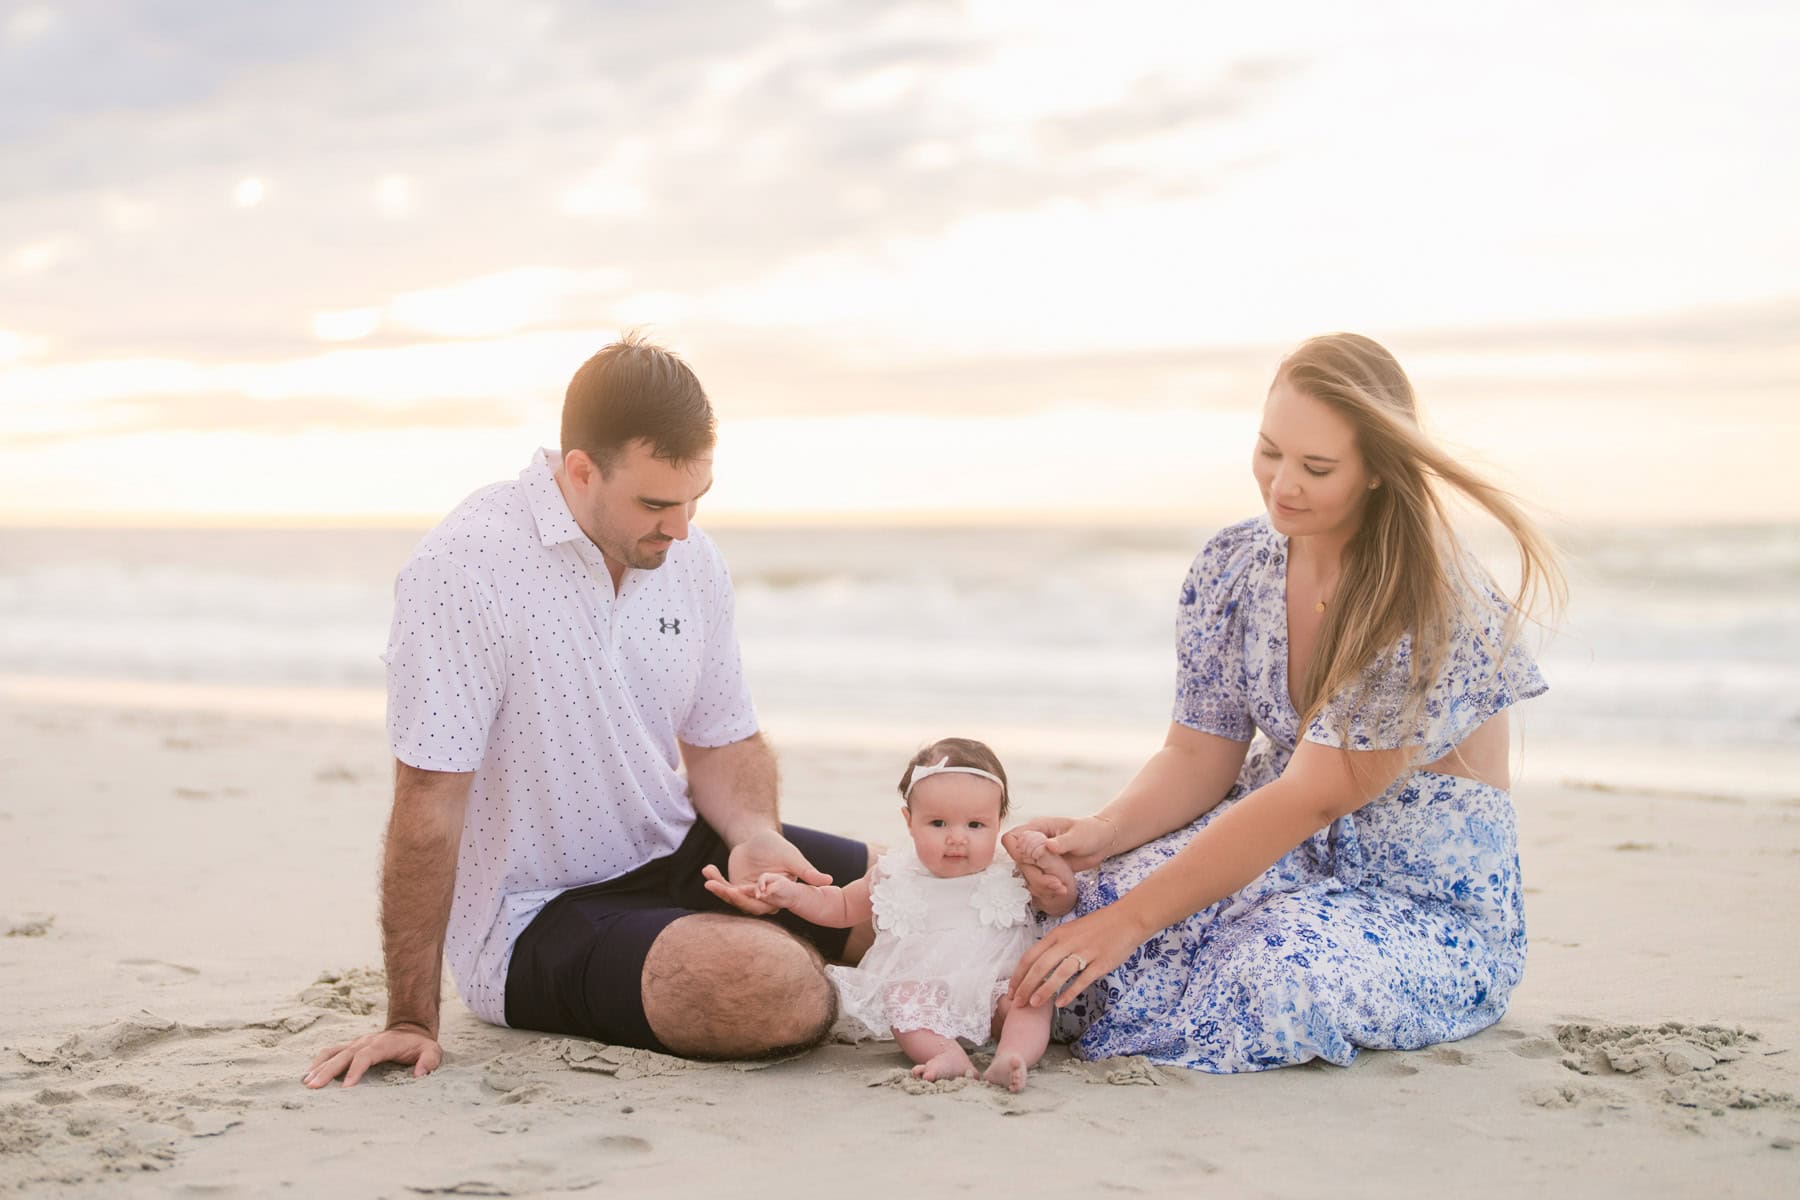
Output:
[904, 756, 1005, 799]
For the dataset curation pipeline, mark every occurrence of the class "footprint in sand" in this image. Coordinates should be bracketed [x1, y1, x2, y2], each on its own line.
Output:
[121, 958, 202, 984]
[1354, 1053, 1420, 1078]
[1507, 1035, 1563, 1060]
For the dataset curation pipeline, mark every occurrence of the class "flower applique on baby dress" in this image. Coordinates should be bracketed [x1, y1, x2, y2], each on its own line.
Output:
[829, 848, 1036, 1045]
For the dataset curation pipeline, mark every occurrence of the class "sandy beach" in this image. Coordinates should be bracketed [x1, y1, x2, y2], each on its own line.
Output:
[1, 679, 1796, 1198]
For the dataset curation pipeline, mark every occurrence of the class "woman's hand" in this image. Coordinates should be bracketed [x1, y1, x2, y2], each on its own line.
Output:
[1008, 904, 1148, 1009]
[1008, 815, 1116, 873]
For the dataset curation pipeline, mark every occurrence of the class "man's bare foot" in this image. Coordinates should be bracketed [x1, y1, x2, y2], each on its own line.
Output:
[983, 1050, 1030, 1093]
[910, 1046, 976, 1082]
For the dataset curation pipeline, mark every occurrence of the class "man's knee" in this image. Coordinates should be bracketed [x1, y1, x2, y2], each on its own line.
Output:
[642, 914, 835, 1058]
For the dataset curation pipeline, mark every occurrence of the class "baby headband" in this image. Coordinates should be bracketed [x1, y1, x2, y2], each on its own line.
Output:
[904, 756, 1006, 799]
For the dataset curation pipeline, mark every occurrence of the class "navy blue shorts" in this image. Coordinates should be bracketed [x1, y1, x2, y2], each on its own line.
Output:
[503, 820, 868, 1053]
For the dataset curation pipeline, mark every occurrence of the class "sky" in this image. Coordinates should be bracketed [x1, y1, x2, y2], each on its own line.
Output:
[2, 0, 1797, 527]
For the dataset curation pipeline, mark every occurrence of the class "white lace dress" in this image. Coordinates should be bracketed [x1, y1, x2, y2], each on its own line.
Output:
[828, 848, 1036, 1045]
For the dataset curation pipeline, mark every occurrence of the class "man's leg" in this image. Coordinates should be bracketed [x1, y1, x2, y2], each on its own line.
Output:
[506, 820, 871, 1058]
[640, 913, 836, 1058]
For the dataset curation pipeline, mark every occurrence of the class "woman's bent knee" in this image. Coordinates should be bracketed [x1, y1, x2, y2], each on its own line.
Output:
[642, 914, 835, 1058]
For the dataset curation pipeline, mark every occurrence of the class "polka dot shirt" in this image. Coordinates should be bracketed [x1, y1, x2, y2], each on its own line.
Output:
[384, 448, 758, 1024]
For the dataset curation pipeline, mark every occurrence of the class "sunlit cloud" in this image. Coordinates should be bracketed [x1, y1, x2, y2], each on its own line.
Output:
[384, 267, 629, 339]
[9, 236, 82, 274]
[557, 140, 650, 218]
[3, 4, 54, 44]
[2, 331, 602, 418]
[301, 267, 632, 345]
[310, 307, 384, 343]
[373, 174, 414, 218]
[232, 178, 267, 208]
[100, 194, 156, 234]
[0, 330, 50, 366]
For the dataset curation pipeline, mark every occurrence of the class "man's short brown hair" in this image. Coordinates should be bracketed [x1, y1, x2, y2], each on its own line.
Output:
[561, 332, 715, 472]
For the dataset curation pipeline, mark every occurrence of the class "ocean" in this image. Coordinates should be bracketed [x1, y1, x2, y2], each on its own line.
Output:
[2, 521, 1796, 800]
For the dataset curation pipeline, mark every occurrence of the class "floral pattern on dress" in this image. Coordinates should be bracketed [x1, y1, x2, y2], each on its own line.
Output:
[1057, 515, 1546, 1073]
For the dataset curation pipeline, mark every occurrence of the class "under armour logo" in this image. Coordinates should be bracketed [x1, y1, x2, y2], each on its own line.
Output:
[659, 618, 682, 635]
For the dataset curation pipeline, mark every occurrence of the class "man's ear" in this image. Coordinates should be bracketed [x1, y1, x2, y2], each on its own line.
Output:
[564, 448, 597, 490]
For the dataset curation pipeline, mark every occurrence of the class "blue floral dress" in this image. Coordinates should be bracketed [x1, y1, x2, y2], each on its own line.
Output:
[1055, 516, 1547, 1072]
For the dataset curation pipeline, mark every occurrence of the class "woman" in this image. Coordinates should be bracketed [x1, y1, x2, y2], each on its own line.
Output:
[1005, 333, 1563, 1072]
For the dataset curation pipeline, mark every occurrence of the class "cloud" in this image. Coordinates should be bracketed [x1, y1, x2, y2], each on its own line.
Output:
[1040, 60, 1303, 150]
[9, 391, 526, 446]
[307, 267, 632, 343]
[0, 0, 383, 145]
[2, 0, 1796, 434]
[1395, 296, 1800, 355]
[0, 328, 50, 364]
[7, 232, 82, 272]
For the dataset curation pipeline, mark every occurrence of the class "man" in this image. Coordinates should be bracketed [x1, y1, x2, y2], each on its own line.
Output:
[304, 335, 872, 1088]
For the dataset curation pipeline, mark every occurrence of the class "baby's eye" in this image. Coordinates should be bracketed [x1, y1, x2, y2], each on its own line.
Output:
[928, 819, 946, 827]
[967, 821, 987, 829]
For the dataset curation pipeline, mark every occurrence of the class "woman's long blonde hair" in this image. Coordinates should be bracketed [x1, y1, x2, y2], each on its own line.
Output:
[1281, 333, 1566, 735]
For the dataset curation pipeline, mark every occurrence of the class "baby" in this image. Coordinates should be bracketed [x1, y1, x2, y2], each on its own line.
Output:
[750, 737, 1065, 1091]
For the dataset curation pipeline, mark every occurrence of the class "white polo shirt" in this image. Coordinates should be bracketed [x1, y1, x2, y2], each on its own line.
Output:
[384, 447, 758, 1025]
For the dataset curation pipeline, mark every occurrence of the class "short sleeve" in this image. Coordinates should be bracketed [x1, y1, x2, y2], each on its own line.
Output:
[1304, 576, 1548, 758]
[676, 536, 759, 748]
[869, 850, 925, 937]
[1171, 522, 1259, 742]
[384, 554, 507, 772]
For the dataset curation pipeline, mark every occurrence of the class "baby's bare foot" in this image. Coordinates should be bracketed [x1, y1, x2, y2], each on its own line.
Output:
[910, 1047, 975, 1082]
[983, 1051, 1029, 1093]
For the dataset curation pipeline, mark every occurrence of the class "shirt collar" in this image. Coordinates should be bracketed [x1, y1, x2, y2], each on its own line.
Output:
[521, 447, 589, 549]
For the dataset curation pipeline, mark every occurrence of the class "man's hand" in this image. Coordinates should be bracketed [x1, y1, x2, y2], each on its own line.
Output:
[700, 828, 832, 915]
[303, 1026, 442, 1089]
[301, 763, 468, 1092]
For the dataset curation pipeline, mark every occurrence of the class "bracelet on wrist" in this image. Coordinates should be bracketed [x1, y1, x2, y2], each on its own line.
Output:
[1091, 813, 1119, 855]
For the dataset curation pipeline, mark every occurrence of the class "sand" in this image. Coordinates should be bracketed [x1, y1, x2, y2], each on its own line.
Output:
[1, 681, 1797, 1198]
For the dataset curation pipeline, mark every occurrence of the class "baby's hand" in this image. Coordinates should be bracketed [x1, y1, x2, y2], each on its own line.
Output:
[753, 872, 807, 909]
[1005, 829, 1052, 864]
[1004, 828, 1077, 917]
